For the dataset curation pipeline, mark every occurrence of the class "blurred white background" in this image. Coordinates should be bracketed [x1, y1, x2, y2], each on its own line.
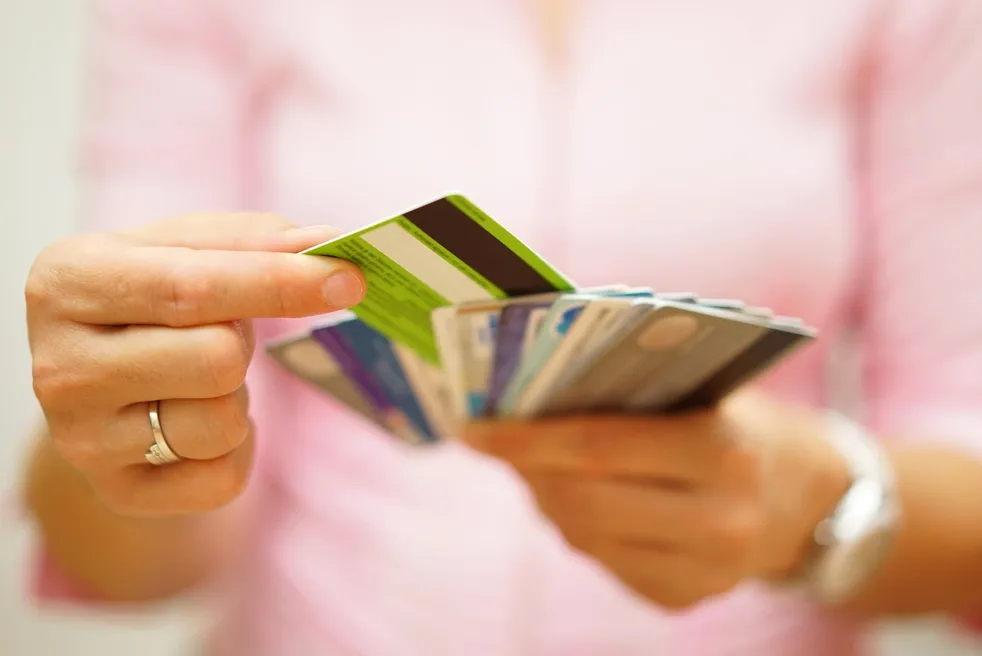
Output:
[0, 2, 203, 654]
[0, 1, 980, 654]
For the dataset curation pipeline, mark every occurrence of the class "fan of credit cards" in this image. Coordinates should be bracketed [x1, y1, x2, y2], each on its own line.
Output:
[266, 193, 816, 445]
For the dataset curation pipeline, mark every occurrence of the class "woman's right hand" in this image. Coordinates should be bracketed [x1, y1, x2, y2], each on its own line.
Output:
[25, 213, 365, 517]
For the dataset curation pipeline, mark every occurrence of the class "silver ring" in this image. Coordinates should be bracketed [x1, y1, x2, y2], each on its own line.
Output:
[145, 400, 182, 466]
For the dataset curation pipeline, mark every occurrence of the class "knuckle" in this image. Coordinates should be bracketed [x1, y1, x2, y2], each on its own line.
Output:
[235, 320, 256, 355]
[26, 236, 109, 316]
[200, 326, 250, 395]
[157, 265, 220, 326]
[270, 276, 295, 317]
[31, 353, 92, 409]
[716, 506, 765, 554]
[208, 392, 251, 453]
[262, 260, 307, 317]
[24, 247, 68, 315]
[24, 261, 55, 314]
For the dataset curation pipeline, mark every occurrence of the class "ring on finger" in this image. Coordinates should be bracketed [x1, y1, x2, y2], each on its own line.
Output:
[145, 400, 182, 466]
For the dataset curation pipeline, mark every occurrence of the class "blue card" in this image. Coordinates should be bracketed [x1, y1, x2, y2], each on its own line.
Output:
[313, 317, 436, 443]
[483, 301, 552, 416]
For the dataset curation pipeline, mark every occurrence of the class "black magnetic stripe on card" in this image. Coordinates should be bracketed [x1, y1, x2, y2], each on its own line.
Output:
[402, 198, 559, 296]
[665, 329, 807, 412]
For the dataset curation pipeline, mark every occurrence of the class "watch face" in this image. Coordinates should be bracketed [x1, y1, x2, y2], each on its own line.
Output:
[833, 479, 885, 542]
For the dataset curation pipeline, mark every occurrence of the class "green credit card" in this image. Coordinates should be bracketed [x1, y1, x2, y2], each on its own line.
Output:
[303, 193, 575, 364]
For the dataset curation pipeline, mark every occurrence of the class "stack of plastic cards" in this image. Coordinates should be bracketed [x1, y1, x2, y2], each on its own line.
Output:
[266, 193, 816, 443]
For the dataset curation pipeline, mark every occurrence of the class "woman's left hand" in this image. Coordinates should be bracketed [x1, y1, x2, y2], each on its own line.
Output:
[462, 391, 851, 609]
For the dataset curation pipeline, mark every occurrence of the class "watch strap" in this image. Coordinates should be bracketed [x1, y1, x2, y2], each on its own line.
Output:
[779, 412, 900, 602]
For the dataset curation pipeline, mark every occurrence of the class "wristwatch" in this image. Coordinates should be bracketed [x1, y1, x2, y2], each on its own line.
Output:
[791, 412, 902, 603]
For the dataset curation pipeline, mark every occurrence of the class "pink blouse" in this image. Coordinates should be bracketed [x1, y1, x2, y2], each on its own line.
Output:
[29, 1, 982, 654]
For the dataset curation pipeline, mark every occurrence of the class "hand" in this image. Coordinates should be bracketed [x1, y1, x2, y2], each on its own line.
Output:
[26, 214, 365, 517]
[463, 392, 851, 610]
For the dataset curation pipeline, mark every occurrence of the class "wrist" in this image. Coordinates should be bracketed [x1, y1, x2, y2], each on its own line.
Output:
[786, 428, 854, 578]
[763, 412, 902, 605]
[756, 409, 853, 581]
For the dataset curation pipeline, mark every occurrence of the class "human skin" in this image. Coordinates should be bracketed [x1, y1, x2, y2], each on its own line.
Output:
[23, 212, 982, 617]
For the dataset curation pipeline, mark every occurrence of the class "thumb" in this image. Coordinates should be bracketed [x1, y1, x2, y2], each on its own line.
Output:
[120, 212, 344, 254]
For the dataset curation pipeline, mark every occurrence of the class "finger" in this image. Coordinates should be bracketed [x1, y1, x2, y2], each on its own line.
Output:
[524, 474, 699, 548]
[49, 388, 251, 472]
[134, 389, 252, 465]
[147, 388, 251, 462]
[528, 475, 765, 561]
[464, 415, 732, 484]
[90, 425, 256, 518]
[38, 244, 365, 326]
[565, 540, 735, 611]
[33, 322, 256, 412]
[120, 213, 342, 253]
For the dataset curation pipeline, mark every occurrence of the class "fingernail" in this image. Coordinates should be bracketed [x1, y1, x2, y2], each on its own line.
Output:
[322, 271, 365, 308]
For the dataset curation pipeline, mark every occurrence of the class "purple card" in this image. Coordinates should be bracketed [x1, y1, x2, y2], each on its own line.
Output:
[483, 302, 552, 416]
[313, 320, 425, 444]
